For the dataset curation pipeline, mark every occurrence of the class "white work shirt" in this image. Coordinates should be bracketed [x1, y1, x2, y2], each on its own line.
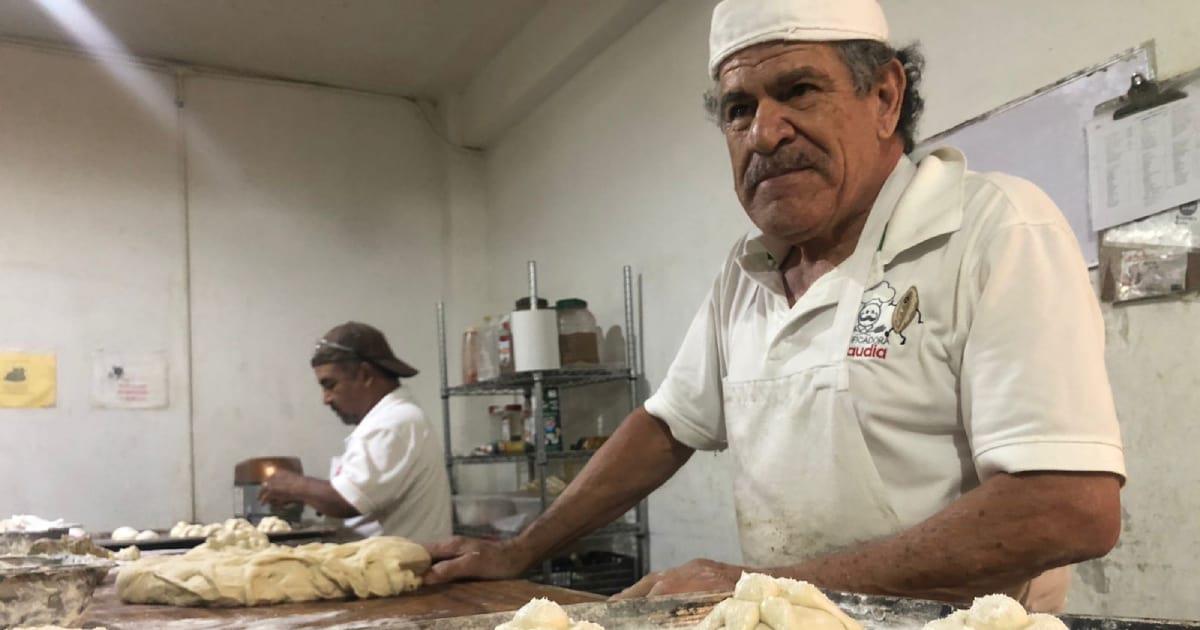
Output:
[645, 149, 1125, 599]
[329, 385, 452, 543]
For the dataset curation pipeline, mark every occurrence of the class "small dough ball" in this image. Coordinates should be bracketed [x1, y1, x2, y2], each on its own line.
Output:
[223, 517, 254, 532]
[68, 527, 87, 538]
[111, 526, 139, 541]
[505, 598, 571, 629]
[922, 610, 971, 630]
[201, 523, 222, 536]
[967, 594, 1029, 630]
[734, 572, 781, 602]
[114, 545, 141, 561]
[1027, 614, 1069, 630]
[169, 521, 192, 537]
[135, 529, 159, 541]
[256, 516, 292, 533]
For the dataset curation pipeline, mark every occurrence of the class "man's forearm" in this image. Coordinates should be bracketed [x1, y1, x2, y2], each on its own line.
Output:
[294, 477, 360, 519]
[774, 472, 1122, 601]
[511, 408, 693, 565]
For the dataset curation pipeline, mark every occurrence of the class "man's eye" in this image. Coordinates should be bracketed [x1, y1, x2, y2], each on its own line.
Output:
[788, 83, 814, 99]
[724, 103, 753, 123]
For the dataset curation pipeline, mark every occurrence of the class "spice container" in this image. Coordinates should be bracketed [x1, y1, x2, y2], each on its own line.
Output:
[556, 298, 600, 365]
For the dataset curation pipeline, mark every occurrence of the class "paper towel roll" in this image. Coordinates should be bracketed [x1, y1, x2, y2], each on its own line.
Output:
[512, 309, 561, 372]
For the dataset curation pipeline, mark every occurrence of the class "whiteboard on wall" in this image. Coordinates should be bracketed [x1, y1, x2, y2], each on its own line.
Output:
[920, 47, 1153, 266]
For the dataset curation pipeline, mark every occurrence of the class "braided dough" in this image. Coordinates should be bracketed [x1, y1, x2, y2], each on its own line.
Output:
[696, 573, 861, 630]
[117, 536, 429, 607]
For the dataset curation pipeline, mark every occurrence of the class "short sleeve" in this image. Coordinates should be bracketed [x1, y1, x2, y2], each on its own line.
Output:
[330, 409, 425, 516]
[961, 214, 1125, 481]
[643, 285, 727, 451]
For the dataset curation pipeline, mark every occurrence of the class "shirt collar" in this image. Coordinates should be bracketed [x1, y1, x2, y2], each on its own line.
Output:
[347, 385, 410, 441]
[736, 147, 967, 277]
[877, 146, 966, 266]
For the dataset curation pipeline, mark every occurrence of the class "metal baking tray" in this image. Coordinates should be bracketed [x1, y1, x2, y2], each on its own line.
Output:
[0, 554, 114, 628]
[94, 525, 337, 551]
[0, 528, 71, 555]
[415, 590, 1200, 630]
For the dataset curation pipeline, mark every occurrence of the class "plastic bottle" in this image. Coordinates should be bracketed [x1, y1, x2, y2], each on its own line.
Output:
[461, 327, 480, 384]
[497, 314, 514, 375]
[476, 317, 500, 381]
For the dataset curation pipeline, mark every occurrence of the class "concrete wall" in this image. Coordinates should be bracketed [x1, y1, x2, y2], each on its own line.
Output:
[0, 43, 192, 531]
[0, 43, 450, 530]
[474, 0, 1200, 619]
[184, 75, 447, 522]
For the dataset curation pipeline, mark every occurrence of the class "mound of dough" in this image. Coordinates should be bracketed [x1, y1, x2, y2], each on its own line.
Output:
[111, 526, 139, 541]
[170, 516, 293, 539]
[257, 516, 292, 533]
[114, 545, 141, 561]
[696, 573, 861, 630]
[117, 536, 429, 607]
[922, 594, 1067, 630]
[495, 598, 604, 630]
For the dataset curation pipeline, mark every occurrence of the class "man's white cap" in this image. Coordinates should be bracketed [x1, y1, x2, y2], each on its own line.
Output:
[709, 0, 890, 78]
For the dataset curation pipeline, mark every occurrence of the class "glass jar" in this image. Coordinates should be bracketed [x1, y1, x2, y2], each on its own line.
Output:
[555, 298, 600, 365]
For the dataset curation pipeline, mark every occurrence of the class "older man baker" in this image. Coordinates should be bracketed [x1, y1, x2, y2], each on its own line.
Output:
[426, 0, 1124, 611]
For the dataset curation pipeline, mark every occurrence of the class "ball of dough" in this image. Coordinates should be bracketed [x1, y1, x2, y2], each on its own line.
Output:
[135, 529, 160, 541]
[508, 597, 571, 629]
[256, 516, 292, 533]
[111, 526, 139, 541]
[114, 545, 141, 561]
[922, 610, 970, 630]
[967, 594, 1029, 630]
[734, 572, 781, 602]
[169, 521, 191, 538]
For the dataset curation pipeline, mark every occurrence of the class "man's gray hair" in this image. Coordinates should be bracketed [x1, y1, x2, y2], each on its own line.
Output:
[703, 40, 926, 153]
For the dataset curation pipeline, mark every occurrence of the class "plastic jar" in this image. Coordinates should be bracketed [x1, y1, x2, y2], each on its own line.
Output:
[556, 298, 600, 365]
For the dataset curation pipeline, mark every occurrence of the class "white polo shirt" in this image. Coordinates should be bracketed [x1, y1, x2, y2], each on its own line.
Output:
[645, 148, 1125, 529]
[329, 385, 452, 543]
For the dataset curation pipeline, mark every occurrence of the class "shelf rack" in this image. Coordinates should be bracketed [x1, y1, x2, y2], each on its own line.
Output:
[435, 263, 649, 589]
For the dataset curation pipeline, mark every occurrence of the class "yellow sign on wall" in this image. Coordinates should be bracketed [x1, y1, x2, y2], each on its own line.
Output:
[0, 352, 56, 408]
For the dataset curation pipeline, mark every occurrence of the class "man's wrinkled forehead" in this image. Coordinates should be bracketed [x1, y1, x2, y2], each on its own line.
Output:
[716, 41, 839, 96]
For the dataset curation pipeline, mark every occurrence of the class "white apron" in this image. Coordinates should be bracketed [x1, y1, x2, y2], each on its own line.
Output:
[723, 195, 900, 568]
[721, 198, 1070, 611]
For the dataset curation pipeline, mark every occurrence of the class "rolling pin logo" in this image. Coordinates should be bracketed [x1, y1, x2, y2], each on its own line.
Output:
[848, 281, 923, 359]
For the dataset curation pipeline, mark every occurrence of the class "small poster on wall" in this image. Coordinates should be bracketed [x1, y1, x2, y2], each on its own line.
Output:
[91, 351, 169, 409]
[0, 351, 57, 408]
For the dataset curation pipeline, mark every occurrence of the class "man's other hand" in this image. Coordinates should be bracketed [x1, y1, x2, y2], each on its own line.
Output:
[613, 558, 744, 600]
[422, 537, 535, 585]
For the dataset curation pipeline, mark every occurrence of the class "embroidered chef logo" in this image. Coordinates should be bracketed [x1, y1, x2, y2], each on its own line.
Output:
[848, 281, 922, 359]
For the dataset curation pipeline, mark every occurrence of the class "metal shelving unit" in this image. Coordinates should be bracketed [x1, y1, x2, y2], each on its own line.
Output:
[435, 263, 649, 591]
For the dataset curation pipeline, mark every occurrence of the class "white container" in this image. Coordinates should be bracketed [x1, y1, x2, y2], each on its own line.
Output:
[511, 309, 561, 372]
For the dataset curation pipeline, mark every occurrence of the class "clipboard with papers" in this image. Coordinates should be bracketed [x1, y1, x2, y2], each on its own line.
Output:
[1090, 68, 1200, 302]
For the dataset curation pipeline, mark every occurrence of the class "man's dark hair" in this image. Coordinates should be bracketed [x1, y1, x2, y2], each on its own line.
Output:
[832, 40, 925, 153]
[703, 40, 926, 153]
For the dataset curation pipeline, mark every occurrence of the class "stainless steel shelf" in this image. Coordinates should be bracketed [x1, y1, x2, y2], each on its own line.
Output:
[451, 450, 598, 465]
[443, 366, 632, 397]
[454, 520, 640, 542]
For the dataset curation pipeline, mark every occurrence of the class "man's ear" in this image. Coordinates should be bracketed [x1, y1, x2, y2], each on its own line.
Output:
[874, 57, 906, 142]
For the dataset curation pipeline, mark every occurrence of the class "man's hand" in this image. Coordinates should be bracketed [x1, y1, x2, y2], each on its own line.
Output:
[258, 469, 306, 507]
[257, 471, 360, 518]
[613, 559, 744, 600]
[423, 537, 535, 585]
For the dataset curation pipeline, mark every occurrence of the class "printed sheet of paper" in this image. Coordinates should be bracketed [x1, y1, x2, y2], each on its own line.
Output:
[91, 351, 169, 409]
[1087, 95, 1200, 231]
[0, 352, 57, 408]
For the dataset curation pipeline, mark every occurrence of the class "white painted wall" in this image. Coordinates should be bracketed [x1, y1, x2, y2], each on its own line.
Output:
[184, 75, 449, 522]
[473, 0, 1200, 618]
[0, 43, 453, 531]
[0, 44, 192, 531]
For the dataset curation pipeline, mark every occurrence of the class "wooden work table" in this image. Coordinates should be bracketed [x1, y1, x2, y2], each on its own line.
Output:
[79, 574, 603, 628]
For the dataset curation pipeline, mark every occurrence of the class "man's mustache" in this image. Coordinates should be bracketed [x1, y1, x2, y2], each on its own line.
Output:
[743, 149, 827, 193]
